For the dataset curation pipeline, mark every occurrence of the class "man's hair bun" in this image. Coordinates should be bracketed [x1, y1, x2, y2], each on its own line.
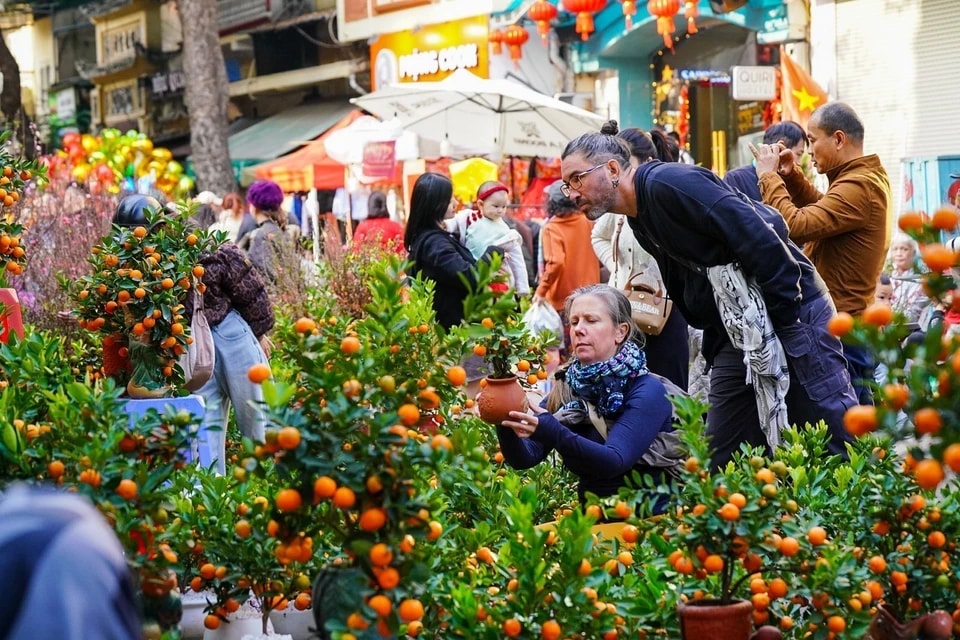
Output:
[600, 120, 620, 135]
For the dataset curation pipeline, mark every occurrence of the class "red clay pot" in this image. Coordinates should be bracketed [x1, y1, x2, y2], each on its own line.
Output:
[476, 375, 527, 426]
[677, 598, 753, 640]
[865, 604, 953, 640]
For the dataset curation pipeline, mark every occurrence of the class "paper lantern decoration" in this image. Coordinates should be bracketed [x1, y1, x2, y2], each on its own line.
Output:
[684, 0, 698, 34]
[620, 0, 637, 29]
[647, 0, 680, 48]
[503, 25, 530, 63]
[561, 0, 607, 41]
[528, 0, 558, 44]
[489, 29, 504, 55]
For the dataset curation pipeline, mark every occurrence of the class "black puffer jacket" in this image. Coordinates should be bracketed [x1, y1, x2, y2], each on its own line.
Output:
[408, 229, 478, 330]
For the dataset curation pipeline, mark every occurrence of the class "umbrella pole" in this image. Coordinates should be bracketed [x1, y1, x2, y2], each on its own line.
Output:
[345, 166, 354, 243]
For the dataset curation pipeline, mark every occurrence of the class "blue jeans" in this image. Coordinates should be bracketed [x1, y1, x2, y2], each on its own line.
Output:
[705, 294, 856, 470]
[195, 310, 268, 474]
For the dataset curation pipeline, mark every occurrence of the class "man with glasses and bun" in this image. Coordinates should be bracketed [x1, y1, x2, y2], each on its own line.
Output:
[559, 119, 858, 470]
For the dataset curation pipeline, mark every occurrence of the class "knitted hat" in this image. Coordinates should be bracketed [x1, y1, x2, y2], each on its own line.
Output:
[247, 180, 284, 211]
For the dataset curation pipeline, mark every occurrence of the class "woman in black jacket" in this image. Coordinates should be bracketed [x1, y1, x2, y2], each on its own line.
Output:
[405, 173, 480, 330]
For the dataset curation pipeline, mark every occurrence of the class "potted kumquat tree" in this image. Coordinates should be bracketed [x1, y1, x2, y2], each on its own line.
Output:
[68, 202, 216, 397]
[456, 258, 553, 426]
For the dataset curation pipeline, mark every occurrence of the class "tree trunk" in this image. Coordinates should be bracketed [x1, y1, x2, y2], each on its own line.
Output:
[0, 29, 22, 121]
[178, 0, 236, 195]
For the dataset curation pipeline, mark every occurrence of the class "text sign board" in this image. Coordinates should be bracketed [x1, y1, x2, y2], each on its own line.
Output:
[731, 66, 777, 101]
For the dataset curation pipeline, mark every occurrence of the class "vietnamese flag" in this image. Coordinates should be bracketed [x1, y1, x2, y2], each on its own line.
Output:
[780, 47, 829, 129]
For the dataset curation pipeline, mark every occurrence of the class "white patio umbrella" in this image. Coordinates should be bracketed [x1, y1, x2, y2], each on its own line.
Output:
[351, 69, 605, 158]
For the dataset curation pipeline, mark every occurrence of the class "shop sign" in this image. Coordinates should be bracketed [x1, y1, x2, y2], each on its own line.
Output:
[362, 140, 397, 179]
[678, 69, 729, 82]
[150, 70, 186, 97]
[340, 0, 509, 43]
[736, 101, 765, 136]
[369, 15, 489, 89]
[757, 4, 805, 45]
[55, 89, 77, 120]
[104, 79, 141, 123]
[100, 17, 144, 66]
[398, 44, 479, 82]
[731, 66, 776, 101]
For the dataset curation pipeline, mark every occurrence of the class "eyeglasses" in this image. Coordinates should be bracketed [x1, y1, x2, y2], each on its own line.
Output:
[560, 163, 606, 198]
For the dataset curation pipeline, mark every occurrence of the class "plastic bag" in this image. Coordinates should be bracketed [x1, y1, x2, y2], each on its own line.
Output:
[522, 300, 564, 341]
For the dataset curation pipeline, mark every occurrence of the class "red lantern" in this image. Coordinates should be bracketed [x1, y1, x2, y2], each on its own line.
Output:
[528, 0, 559, 44]
[621, 0, 636, 29]
[489, 29, 504, 55]
[647, 0, 680, 48]
[503, 25, 530, 63]
[684, 0, 698, 34]
[561, 0, 607, 41]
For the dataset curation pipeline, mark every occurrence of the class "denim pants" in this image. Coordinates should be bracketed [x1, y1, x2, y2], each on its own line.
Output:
[195, 309, 268, 475]
[705, 294, 857, 470]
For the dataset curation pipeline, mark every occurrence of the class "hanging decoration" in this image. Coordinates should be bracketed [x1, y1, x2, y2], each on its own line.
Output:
[503, 25, 530, 63]
[528, 0, 559, 44]
[684, 0, 698, 34]
[677, 83, 690, 146]
[489, 29, 504, 55]
[647, 0, 680, 48]
[561, 0, 607, 41]
[620, 0, 637, 29]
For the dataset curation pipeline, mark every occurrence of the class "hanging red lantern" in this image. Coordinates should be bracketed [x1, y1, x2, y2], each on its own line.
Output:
[647, 0, 680, 48]
[684, 0, 698, 34]
[489, 29, 504, 55]
[621, 0, 637, 29]
[561, 0, 607, 41]
[503, 25, 530, 63]
[528, 1, 559, 45]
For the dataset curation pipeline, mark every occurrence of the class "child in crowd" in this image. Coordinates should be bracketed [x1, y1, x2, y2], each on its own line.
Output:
[874, 273, 893, 305]
[448, 181, 530, 296]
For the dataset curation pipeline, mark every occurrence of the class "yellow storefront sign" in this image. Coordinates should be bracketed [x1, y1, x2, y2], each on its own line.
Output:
[369, 15, 489, 90]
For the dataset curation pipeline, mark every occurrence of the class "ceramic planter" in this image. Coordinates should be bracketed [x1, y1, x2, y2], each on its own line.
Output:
[202, 600, 275, 640]
[269, 608, 314, 640]
[865, 604, 953, 640]
[476, 375, 527, 425]
[677, 598, 753, 640]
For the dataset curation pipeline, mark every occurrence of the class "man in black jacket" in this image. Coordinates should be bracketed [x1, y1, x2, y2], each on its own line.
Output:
[560, 123, 857, 469]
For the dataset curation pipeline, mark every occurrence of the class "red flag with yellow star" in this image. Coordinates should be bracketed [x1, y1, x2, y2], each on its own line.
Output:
[780, 47, 829, 129]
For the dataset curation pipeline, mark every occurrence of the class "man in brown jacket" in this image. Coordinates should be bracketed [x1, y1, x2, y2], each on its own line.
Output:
[753, 102, 892, 404]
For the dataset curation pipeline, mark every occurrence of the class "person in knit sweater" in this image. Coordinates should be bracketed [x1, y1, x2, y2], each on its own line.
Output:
[753, 102, 892, 404]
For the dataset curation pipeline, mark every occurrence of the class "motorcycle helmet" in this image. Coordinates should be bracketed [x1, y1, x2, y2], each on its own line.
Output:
[112, 194, 163, 228]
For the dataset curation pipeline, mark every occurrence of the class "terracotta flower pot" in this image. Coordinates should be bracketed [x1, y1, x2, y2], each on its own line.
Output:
[865, 604, 953, 640]
[677, 598, 753, 640]
[476, 375, 527, 426]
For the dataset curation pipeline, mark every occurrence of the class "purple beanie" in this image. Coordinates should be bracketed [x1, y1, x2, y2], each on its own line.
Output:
[247, 180, 284, 211]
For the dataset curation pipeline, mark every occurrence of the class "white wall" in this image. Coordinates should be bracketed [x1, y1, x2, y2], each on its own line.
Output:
[811, 0, 960, 214]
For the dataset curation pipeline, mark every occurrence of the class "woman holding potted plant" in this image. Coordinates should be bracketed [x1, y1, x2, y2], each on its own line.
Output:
[499, 284, 678, 509]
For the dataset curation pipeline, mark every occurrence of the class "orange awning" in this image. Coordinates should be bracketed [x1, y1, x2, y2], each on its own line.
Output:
[249, 110, 366, 192]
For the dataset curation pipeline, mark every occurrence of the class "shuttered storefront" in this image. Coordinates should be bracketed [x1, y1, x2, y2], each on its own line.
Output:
[815, 0, 960, 212]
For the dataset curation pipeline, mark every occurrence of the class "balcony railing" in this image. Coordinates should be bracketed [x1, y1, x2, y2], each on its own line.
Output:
[218, 0, 287, 34]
